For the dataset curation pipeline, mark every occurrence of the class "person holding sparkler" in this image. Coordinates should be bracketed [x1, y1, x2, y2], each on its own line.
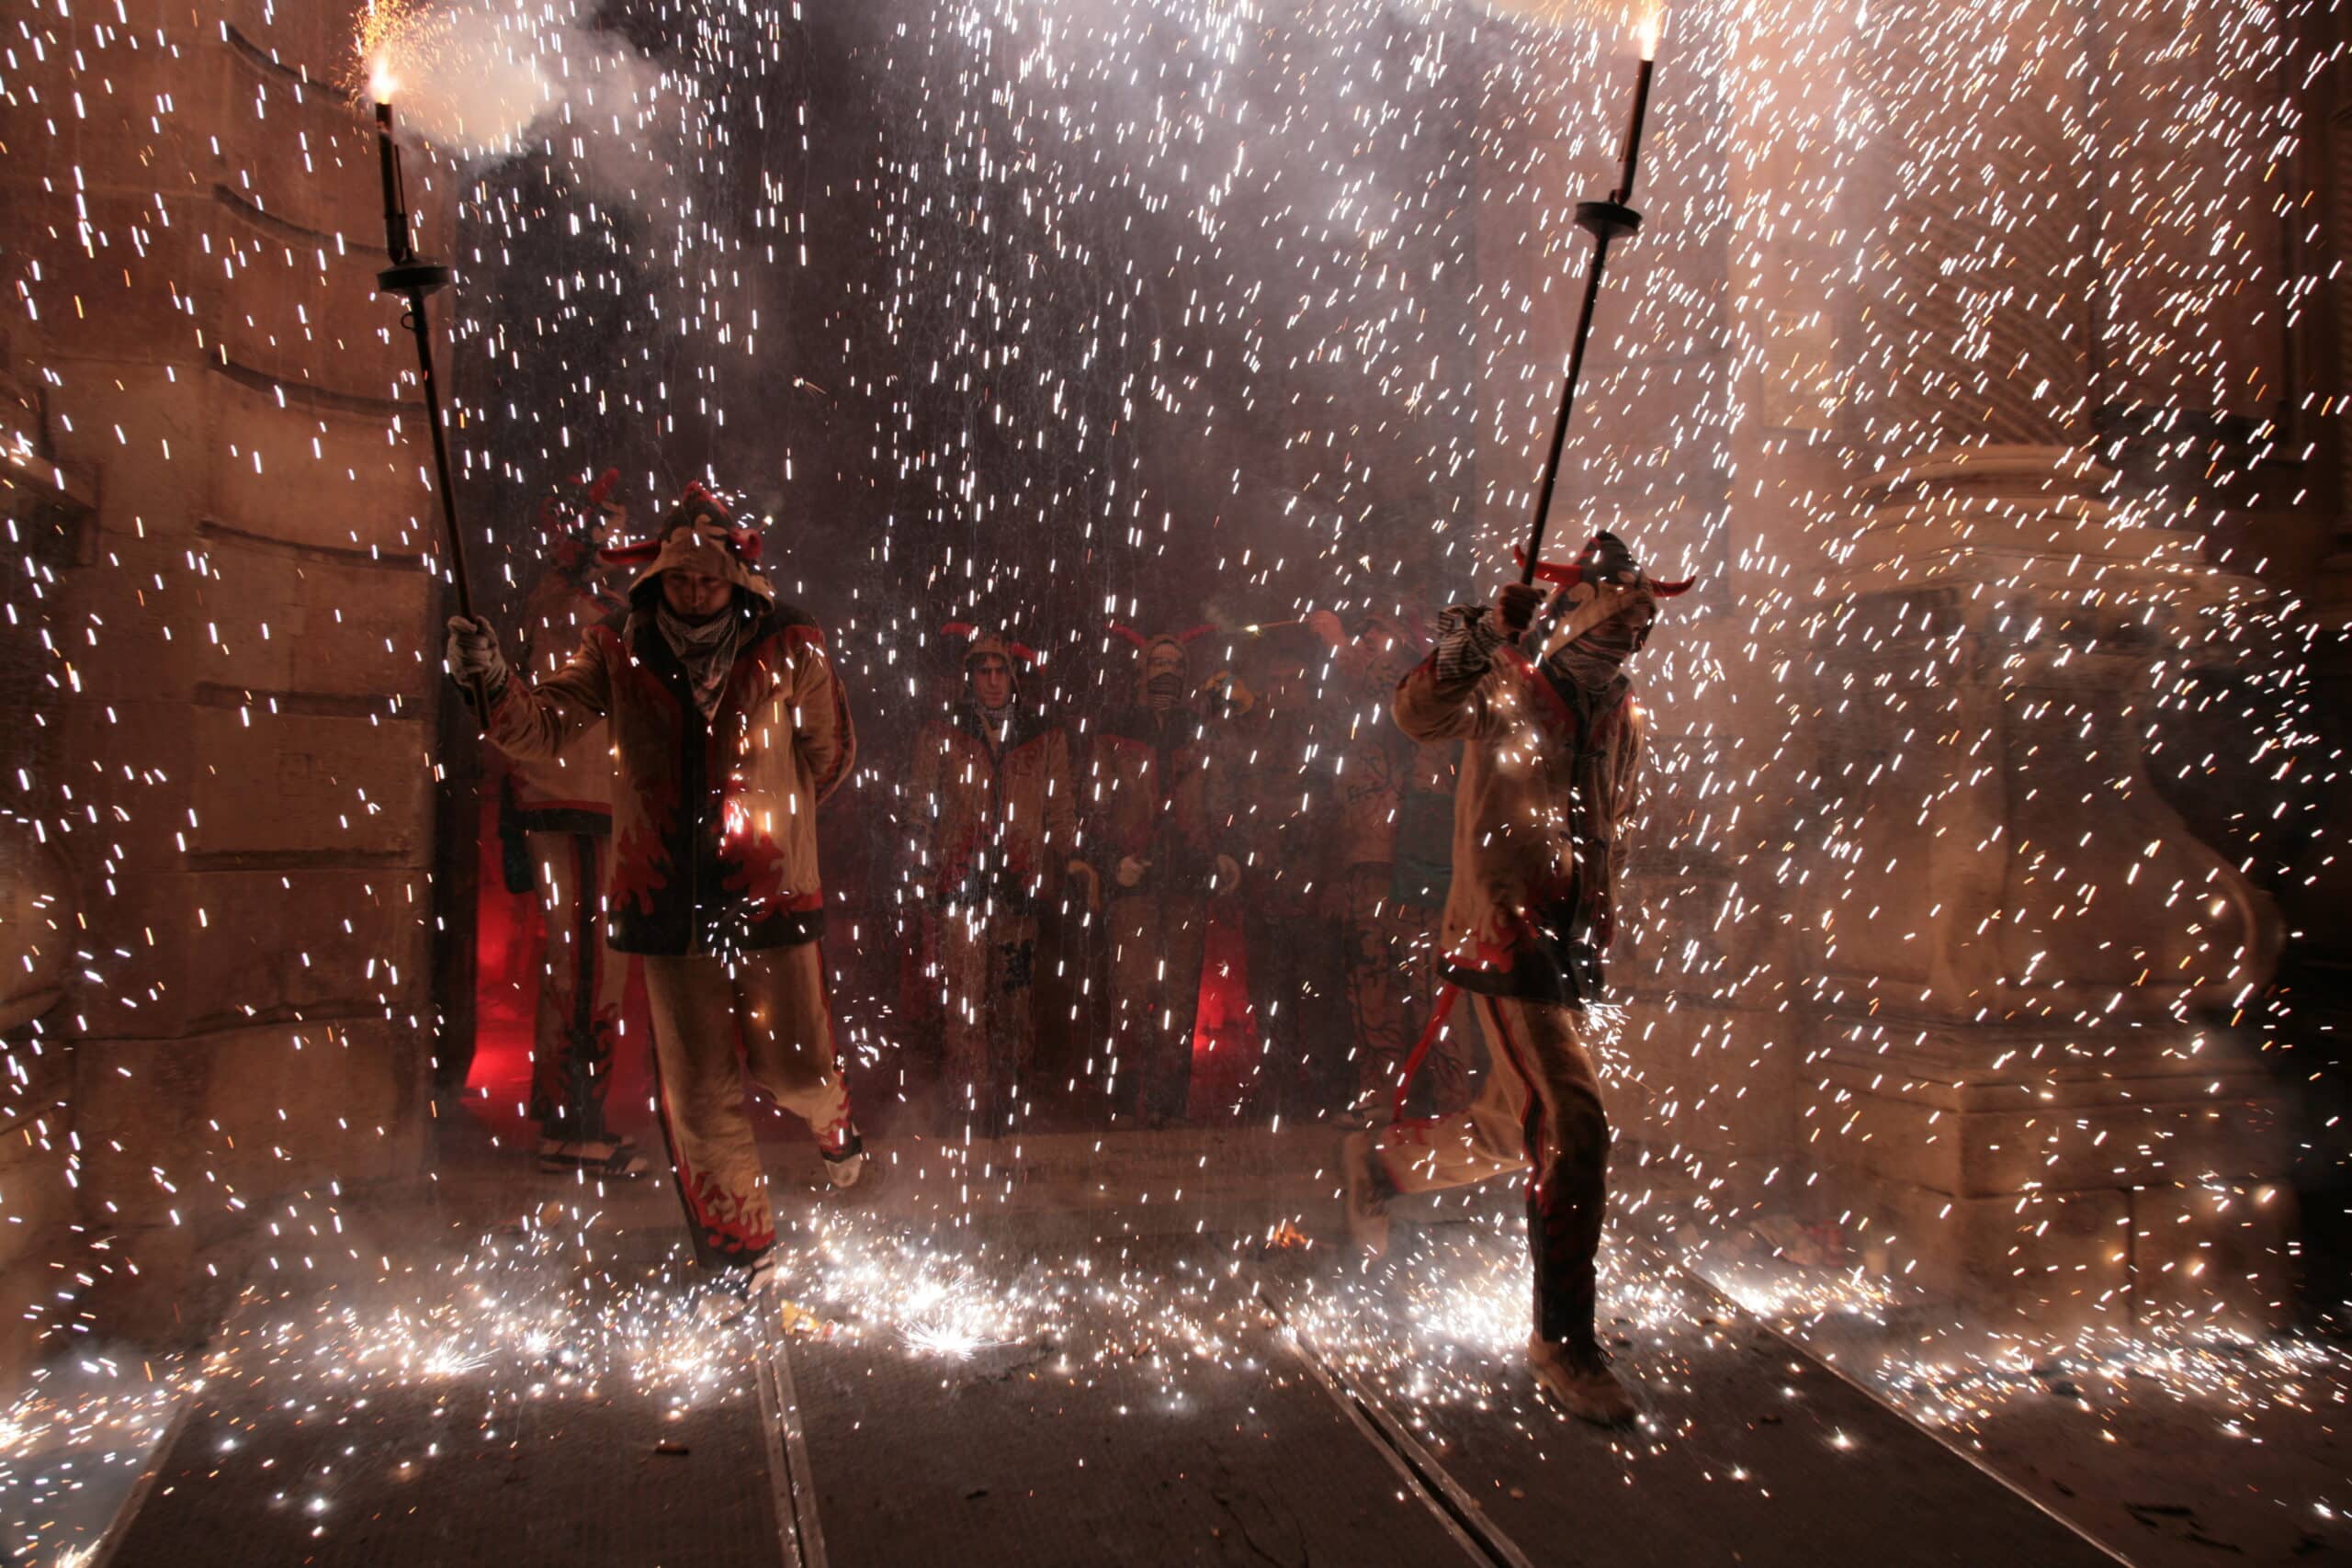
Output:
[1341, 532, 1690, 1426]
[909, 625, 1089, 1133]
[445, 485, 866, 1296]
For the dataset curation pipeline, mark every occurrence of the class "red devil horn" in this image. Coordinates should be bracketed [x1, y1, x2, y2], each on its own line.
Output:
[1511, 545, 1583, 588]
[678, 481, 733, 522]
[1175, 624, 1216, 645]
[583, 468, 621, 508]
[597, 539, 663, 566]
[940, 621, 978, 639]
[723, 527, 762, 564]
[1007, 641, 1039, 665]
[1649, 577, 1696, 597]
[1108, 622, 1149, 649]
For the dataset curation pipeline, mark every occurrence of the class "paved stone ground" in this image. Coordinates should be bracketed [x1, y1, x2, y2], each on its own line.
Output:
[107, 1364, 778, 1567]
[85, 1219, 2118, 1568]
[18, 1117, 2340, 1566]
[1785, 1305, 2352, 1568]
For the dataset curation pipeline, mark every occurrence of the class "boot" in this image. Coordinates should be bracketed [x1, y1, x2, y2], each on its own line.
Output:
[1340, 1131, 1392, 1257]
[1528, 1337, 1635, 1427]
[819, 1123, 867, 1189]
[696, 1253, 779, 1325]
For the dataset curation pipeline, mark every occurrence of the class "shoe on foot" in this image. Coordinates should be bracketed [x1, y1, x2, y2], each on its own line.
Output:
[1528, 1337, 1636, 1427]
[537, 1136, 652, 1179]
[695, 1254, 779, 1325]
[1340, 1131, 1392, 1258]
[818, 1124, 866, 1189]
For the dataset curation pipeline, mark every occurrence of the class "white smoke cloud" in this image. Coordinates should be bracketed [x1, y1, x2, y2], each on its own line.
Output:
[359, 0, 675, 175]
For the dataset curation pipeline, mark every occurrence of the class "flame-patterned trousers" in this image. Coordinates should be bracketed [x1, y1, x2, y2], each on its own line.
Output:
[525, 830, 629, 1143]
[641, 942, 853, 1267]
[1370, 992, 1610, 1350]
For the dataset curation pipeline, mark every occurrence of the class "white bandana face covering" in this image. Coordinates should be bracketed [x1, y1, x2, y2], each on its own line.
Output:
[657, 598, 746, 720]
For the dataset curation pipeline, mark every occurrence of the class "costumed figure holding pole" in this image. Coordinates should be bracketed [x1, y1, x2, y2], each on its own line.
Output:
[1340, 15, 1690, 1426]
[374, 74, 865, 1303]
[446, 487, 870, 1303]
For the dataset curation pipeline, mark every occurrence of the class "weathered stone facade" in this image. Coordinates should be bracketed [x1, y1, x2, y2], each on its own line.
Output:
[0, 1, 443, 1368]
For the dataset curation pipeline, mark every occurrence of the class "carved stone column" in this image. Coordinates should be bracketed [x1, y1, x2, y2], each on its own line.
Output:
[1814, 447, 2289, 1326]
[1796, 0, 2295, 1330]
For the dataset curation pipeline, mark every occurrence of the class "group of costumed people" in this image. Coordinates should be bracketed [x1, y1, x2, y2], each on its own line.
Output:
[907, 613, 1470, 1134]
[445, 481, 1688, 1418]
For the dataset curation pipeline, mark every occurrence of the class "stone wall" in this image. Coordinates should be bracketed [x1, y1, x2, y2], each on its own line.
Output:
[0, 0, 444, 1369]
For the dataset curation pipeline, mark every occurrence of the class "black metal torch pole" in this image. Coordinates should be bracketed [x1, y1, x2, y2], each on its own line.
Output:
[374, 99, 484, 717]
[1519, 45, 1659, 585]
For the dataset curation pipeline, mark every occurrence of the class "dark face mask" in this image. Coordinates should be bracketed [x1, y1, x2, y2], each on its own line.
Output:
[1146, 671, 1184, 710]
[1546, 604, 1653, 693]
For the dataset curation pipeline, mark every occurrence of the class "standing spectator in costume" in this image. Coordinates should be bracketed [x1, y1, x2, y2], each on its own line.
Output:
[1093, 623, 1236, 1126]
[1341, 532, 1690, 1424]
[498, 470, 644, 1176]
[446, 485, 866, 1297]
[909, 625, 1089, 1132]
[1220, 621, 1349, 1119]
[1331, 607, 1471, 1122]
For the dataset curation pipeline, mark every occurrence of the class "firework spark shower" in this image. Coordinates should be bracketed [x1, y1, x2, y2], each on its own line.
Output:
[0, 0, 2347, 1562]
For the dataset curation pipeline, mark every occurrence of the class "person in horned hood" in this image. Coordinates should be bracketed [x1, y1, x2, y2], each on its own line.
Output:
[493, 469, 643, 1177]
[1093, 622, 1238, 1126]
[909, 624, 1089, 1132]
[445, 483, 865, 1299]
[1340, 531, 1690, 1425]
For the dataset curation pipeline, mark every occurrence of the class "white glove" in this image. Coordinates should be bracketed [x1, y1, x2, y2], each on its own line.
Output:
[444, 615, 510, 695]
[1115, 855, 1148, 889]
[1215, 854, 1240, 895]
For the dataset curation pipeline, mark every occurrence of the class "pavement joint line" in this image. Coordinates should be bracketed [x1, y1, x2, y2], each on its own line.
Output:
[1665, 1251, 2138, 1568]
[1253, 1281, 1540, 1568]
[83, 1390, 196, 1568]
[87, 1273, 285, 1568]
[754, 1296, 830, 1568]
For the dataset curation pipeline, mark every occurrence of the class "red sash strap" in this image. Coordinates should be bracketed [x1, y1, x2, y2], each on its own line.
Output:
[1390, 982, 1463, 1126]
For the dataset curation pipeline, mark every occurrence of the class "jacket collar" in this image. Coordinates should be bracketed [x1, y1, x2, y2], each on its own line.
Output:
[1104, 702, 1200, 749]
[950, 694, 1047, 753]
[627, 599, 781, 722]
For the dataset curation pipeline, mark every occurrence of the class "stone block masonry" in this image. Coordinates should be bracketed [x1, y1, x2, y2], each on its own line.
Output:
[0, 2, 448, 1370]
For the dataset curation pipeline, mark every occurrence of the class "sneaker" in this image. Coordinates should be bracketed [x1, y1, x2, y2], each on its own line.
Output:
[1528, 1337, 1636, 1427]
[1340, 1131, 1391, 1258]
[818, 1124, 866, 1189]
